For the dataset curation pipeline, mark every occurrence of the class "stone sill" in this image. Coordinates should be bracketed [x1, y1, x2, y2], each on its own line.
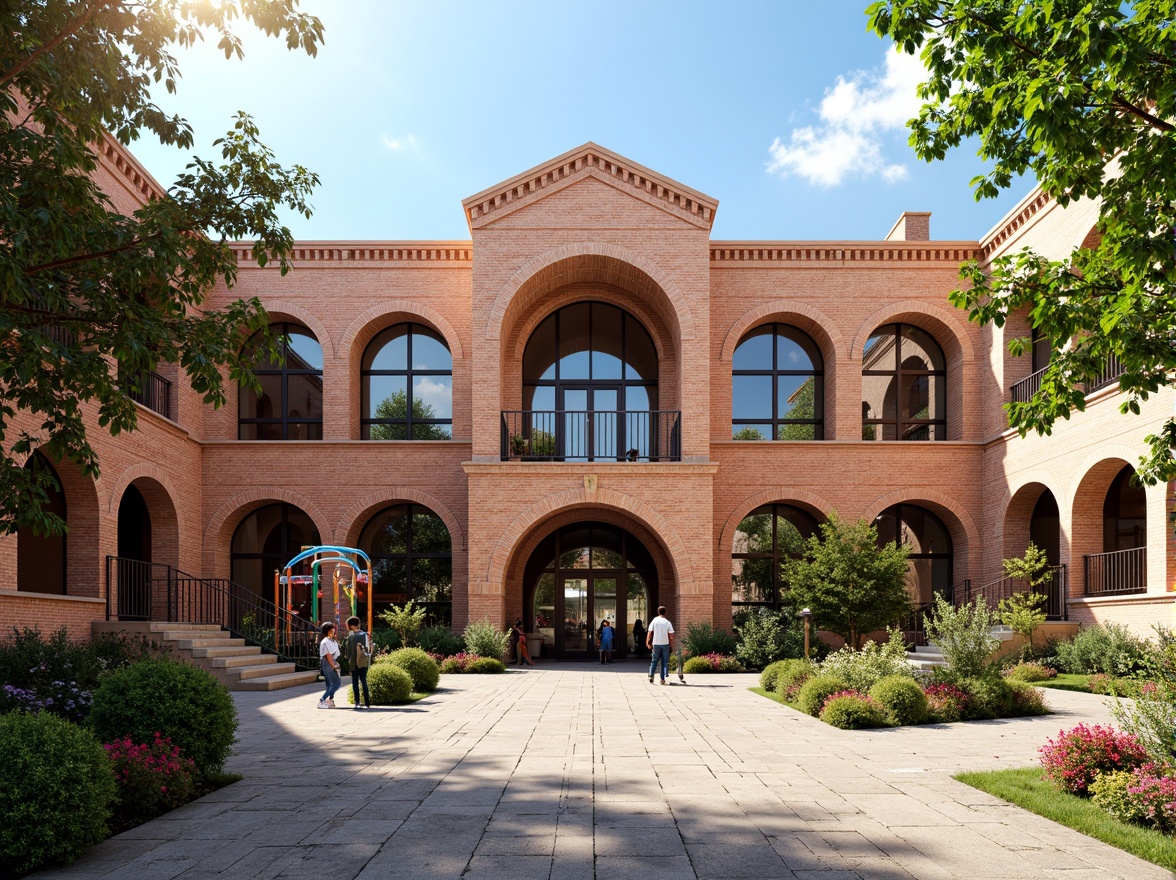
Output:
[0, 590, 104, 605]
[1068, 593, 1174, 607]
[463, 461, 720, 475]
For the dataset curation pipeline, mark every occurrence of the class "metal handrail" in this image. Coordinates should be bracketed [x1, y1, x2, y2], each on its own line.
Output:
[1083, 353, 1125, 395]
[1083, 547, 1146, 596]
[500, 409, 681, 461]
[105, 556, 321, 670]
[1011, 366, 1047, 403]
[956, 565, 1067, 620]
[125, 369, 172, 420]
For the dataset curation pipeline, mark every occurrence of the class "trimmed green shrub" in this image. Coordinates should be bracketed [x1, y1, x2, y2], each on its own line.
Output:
[1091, 769, 1152, 826]
[439, 652, 486, 673]
[761, 658, 809, 692]
[383, 647, 440, 693]
[369, 628, 403, 655]
[682, 654, 744, 673]
[870, 675, 929, 726]
[418, 626, 464, 657]
[463, 619, 510, 659]
[797, 674, 850, 717]
[366, 663, 414, 703]
[924, 595, 1000, 680]
[1054, 623, 1152, 677]
[682, 622, 738, 657]
[819, 692, 887, 729]
[957, 676, 1016, 720]
[1003, 661, 1057, 683]
[89, 658, 237, 776]
[924, 683, 969, 723]
[817, 631, 914, 692]
[0, 712, 117, 875]
[465, 657, 506, 674]
[774, 660, 815, 701]
[734, 607, 805, 670]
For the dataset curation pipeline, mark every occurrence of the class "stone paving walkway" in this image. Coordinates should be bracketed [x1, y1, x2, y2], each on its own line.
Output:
[35, 663, 1173, 879]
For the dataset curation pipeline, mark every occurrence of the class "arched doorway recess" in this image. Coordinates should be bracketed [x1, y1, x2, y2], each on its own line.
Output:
[523, 522, 657, 659]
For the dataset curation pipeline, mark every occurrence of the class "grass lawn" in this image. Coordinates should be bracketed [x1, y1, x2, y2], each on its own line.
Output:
[955, 767, 1176, 871]
[749, 686, 789, 706]
[1036, 673, 1092, 692]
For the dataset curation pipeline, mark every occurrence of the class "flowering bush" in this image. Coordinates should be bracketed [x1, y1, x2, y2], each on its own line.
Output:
[1039, 724, 1149, 795]
[439, 653, 487, 673]
[818, 632, 914, 692]
[923, 683, 969, 723]
[682, 653, 745, 673]
[1090, 769, 1151, 826]
[819, 691, 887, 729]
[1124, 765, 1176, 834]
[1003, 662, 1057, 683]
[104, 733, 196, 831]
[1, 679, 92, 724]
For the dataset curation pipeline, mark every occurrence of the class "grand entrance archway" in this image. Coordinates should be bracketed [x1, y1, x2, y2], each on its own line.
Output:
[523, 522, 657, 659]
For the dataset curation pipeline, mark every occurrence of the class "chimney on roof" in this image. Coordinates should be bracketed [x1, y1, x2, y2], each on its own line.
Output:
[885, 211, 931, 242]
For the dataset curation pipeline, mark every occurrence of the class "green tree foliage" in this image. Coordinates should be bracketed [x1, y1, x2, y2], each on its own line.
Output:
[999, 542, 1052, 658]
[867, 1, 1176, 484]
[370, 389, 451, 440]
[777, 377, 816, 440]
[782, 513, 911, 650]
[379, 600, 427, 648]
[1, 1, 324, 536]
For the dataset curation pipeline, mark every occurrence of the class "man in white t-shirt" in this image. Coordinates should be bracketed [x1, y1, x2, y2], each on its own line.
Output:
[645, 605, 674, 685]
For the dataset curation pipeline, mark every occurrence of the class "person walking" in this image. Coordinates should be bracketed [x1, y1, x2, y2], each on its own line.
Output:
[318, 622, 341, 708]
[599, 618, 614, 664]
[345, 616, 372, 709]
[645, 606, 674, 685]
[512, 618, 534, 666]
[632, 618, 645, 657]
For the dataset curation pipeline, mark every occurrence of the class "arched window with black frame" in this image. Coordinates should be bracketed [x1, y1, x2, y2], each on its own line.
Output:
[238, 323, 323, 440]
[873, 503, 953, 605]
[359, 504, 452, 626]
[521, 302, 660, 461]
[862, 323, 946, 441]
[362, 323, 453, 440]
[731, 504, 820, 611]
[231, 503, 321, 600]
[732, 324, 824, 440]
[17, 452, 66, 594]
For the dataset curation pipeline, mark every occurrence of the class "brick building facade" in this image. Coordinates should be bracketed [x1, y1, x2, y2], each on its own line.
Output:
[3, 141, 1172, 651]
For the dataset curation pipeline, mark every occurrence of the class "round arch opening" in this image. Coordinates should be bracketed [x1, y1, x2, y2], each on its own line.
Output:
[522, 521, 659, 659]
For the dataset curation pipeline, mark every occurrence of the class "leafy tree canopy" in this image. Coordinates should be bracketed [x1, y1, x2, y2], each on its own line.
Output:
[371, 389, 451, 441]
[782, 512, 912, 650]
[1, 0, 324, 536]
[867, 0, 1176, 484]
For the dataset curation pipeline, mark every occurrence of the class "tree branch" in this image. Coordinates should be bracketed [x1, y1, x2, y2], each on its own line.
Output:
[0, 0, 121, 90]
[22, 231, 168, 276]
[1111, 92, 1175, 133]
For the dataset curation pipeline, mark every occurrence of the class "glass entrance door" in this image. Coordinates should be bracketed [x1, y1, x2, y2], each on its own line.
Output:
[562, 577, 589, 653]
[561, 387, 619, 461]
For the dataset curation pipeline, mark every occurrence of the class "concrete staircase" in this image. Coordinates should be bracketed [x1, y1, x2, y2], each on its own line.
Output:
[906, 626, 1018, 671]
[97, 622, 319, 691]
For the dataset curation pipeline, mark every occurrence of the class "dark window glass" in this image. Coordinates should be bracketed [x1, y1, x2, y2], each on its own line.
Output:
[873, 503, 953, 605]
[359, 504, 452, 626]
[362, 323, 453, 441]
[862, 323, 947, 442]
[1031, 327, 1052, 374]
[1103, 466, 1146, 552]
[230, 504, 321, 607]
[732, 325, 824, 441]
[238, 323, 324, 441]
[731, 504, 820, 608]
[17, 453, 66, 595]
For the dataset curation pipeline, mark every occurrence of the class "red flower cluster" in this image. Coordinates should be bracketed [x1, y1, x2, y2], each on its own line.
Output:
[1039, 724, 1148, 796]
[104, 732, 197, 829]
[923, 683, 969, 723]
[1127, 765, 1176, 834]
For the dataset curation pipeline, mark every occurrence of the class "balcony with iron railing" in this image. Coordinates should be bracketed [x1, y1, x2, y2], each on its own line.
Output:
[1011, 354, 1125, 404]
[1083, 547, 1146, 596]
[955, 565, 1068, 620]
[124, 369, 172, 420]
[500, 410, 681, 462]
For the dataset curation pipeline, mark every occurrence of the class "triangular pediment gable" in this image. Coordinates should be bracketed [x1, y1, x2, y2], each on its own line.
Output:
[462, 143, 718, 232]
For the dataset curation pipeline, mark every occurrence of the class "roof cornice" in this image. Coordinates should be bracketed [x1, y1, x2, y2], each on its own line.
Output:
[462, 143, 718, 232]
[230, 241, 472, 266]
[709, 241, 980, 265]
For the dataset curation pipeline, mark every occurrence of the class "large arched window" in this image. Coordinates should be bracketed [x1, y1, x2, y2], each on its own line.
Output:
[874, 504, 953, 604]
[1104, 465, 1145, 552]
[359, 505, 452, 625]
[239, 323, 323, 440]
[17, 453, 66, 594]
[732, 324, 823, 440]
[521, 302, 660, 461]
[362, 323, 453, 440]
[862, 323, 946, 441]
[231, 503, 321, 597]
[732, 504, 820, 610]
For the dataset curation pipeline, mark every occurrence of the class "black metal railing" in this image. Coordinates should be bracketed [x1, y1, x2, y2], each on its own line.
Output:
[901, 579, 970, 646]
[105, 556, 320, 670]
[1084, 353, 1125, 395]
[500, 410, 681, 462]
[125, 370, 172, 420]
[955, 565, 1067, 619]
[1084, 547, 1146, 596]
[1011, 367, 1047, 403]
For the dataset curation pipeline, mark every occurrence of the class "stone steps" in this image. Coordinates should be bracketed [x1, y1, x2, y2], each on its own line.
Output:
[96, 621, 319, 691]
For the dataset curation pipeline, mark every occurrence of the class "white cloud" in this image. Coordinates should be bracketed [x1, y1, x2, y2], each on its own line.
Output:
[767, 50, 925, 187]
[380, 133, 419, 153]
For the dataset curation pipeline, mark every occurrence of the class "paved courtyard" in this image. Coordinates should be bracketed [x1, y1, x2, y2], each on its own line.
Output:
[35, 664, 1171, 880]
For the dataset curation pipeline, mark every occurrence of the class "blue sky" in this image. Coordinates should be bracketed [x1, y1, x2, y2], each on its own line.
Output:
[127, 1, 1029, 243]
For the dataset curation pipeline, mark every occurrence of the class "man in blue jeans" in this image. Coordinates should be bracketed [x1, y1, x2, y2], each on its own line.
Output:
[646, 605, 675, 685]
